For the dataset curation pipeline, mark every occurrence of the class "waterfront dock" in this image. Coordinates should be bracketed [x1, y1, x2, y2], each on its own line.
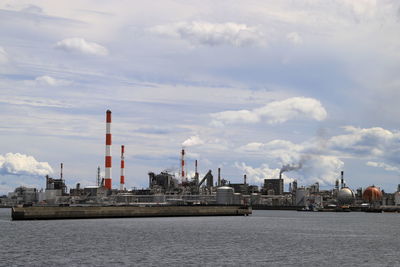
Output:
[11, 205, 252, 220]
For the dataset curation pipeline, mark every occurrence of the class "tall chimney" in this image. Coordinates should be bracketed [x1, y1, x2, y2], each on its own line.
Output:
[181, 149, 186, 181]
[340, 171, 344, 189]
[218, 168, 221, 187]
[97, 166, 101, 187]
[104, 110, 112, 190]
[60, 163, 63, 180]
[120, 145, 125, 191]
[195, 160, 199, 184]
[244, 174, 247, 185]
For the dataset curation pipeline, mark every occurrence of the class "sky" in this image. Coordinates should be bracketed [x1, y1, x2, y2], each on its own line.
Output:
[1, 0, 400, 194]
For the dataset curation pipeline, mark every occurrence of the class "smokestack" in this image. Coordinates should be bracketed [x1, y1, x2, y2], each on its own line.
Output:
[104, 110, 112, 190]
[194, 160, 199, 183]
[60, 163, 63, 180]
[279, 171, 282, 180]
[218, 168, 221, 187]
[120, 145, 125, 191]
[341, 171, 344, 189]
[181, 149, 186, 181]
[97, 166, 101, 187]
[244, 174, 247, 185]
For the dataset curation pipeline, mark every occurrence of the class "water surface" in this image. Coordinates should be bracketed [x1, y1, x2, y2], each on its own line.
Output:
[0, 208, 398, 266]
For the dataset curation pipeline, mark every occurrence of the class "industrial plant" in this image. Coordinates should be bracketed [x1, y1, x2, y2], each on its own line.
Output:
[2, 110, 400, 215]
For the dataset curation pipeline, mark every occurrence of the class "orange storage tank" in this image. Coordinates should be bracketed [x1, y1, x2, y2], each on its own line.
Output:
[362, 186, 382, 203]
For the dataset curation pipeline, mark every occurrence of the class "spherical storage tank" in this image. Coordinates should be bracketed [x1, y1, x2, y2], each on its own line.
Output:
[337, 187, 355, 205]
[216, 186, 234, 205]
[362, 186, 382, 203]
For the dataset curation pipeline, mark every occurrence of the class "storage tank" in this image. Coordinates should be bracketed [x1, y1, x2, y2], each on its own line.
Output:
[216, 186, 234, 205]
[295, 187, 308, 206]
[233, 193, 242, 205]
[394, 192, 400, 206]
[362, 186, 382, 203]
[250, 193, 261, 205]
[337, 187, 355, 205]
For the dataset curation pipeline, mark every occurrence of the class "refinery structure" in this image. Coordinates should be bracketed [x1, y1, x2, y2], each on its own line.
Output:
[2, 110, 400, 213]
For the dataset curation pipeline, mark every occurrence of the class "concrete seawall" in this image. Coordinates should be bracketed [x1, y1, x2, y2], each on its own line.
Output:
[12, 205, 252, 220]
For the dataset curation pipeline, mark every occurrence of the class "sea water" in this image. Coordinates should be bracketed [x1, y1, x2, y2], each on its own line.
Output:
[0, 208, 399, 266]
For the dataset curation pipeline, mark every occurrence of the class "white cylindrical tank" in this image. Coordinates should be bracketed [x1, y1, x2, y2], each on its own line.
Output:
[233, 193, 242, 205]
[394, 192, 400, 206]
[216, 186, 234, 205]
[295, 187, 308, 206]
[250, 193, 260, 205]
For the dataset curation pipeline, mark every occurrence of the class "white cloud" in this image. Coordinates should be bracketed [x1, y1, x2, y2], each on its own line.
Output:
[338, 0, 378, 17]
[286, 32, 303, 44]
[211, 97, 327, 125]
[235, 162, 282, 184]
[0, 153, 53, 176]
[0, 96, 72, 108]
[182, 135, 204, 147]
[35, 75, 70, 86]
[236, 154, 343, 186]
[367, 161, 400, 172]
[328, 126, 396, 157]
[239, 142, 265, 152]
[150, 21, 265, 47]
[237, 137, 344, 185]
[55, 38, 108, 56]
[20, 4, 43, 14]
[327, 126, 400, 173]
[0, 46, 8, 64]
[237, 125, 400, 184]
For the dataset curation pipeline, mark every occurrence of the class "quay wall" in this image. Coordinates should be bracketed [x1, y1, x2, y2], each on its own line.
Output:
[12, 205, 251, 220]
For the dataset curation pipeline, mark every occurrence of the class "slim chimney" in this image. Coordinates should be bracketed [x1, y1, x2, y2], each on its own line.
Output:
[120, 145, 125, 191]
[97, 166, 101, 187]
[104, 110, 112, 190]
[340, 171, 344, 189]
[218, 168, 221, 187]
[194, 160, 199, 184]
[181, 148, 186, 181]
[60, 163, 63, 180]
[244, 174, 247, 185]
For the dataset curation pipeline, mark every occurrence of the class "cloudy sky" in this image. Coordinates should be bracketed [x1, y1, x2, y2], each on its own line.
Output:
[1, 0, 400, 194]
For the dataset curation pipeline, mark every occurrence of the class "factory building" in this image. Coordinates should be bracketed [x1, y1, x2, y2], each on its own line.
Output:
[148, 171, 179, 193]
[262, 178, 284, 195]
[7, 187, 38, 205]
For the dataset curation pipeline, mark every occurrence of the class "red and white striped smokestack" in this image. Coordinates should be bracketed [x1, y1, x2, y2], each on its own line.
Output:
[120, 145, 125, 191]
[181, 148, 186, 181]
[104, 110, 112, 190]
